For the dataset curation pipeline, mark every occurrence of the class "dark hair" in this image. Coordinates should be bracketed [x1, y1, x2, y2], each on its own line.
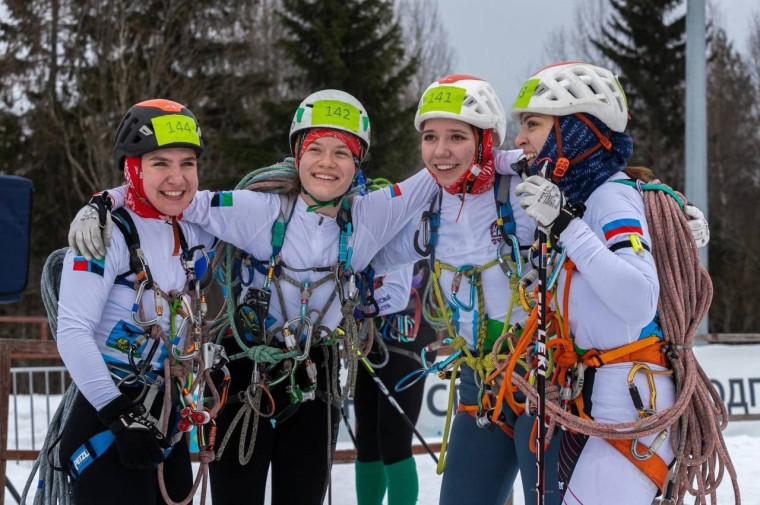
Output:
[623, 166, 655, 183]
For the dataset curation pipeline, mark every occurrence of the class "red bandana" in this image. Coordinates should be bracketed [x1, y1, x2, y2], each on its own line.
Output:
[296, 128, 363, 167]
[438, 128, 496, 196]
[123, 156, 181, 220]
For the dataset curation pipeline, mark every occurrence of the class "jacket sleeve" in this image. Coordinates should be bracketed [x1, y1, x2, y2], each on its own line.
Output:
[494, 149, 525, 176]
[372, 220, 424, 276]
[354, 169, 439, 253]
[374, 265, 414, 317]
[559, 193, 659, 328]
[180, 190, 280, 252]
[57, 235, 129, 410]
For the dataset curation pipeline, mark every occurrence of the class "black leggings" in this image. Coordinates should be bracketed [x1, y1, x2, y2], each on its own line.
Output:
[209, 344, 341, 505]
[58, 389, 192, 505]
[353, 321, 437, 464]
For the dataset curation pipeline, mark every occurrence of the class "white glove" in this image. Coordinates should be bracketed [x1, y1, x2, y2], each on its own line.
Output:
[68, 203, 113, 260]
[515, 175, 564, 228]
[684, 203, 709, 248]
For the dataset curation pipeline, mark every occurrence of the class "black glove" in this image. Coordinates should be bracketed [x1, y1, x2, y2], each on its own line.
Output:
[97, 394, 168, 470]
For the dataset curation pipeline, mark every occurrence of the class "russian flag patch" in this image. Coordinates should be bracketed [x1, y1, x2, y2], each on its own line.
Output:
[602, 218, 643, 241]
[73, 256, 105, 276]
[385, 183, 402, 199]
[211, 191, 233, 207]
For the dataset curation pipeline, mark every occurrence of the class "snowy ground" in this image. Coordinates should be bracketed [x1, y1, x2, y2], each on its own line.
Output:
[4, 393, 758, 504]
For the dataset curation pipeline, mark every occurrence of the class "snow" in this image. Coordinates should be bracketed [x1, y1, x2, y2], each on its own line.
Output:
[3, 394, 757, 504]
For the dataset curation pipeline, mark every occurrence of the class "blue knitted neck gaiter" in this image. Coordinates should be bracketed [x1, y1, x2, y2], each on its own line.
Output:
[532, 114, 634, 205]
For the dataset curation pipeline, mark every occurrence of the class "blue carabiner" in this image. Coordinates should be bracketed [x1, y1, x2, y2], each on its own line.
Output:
[497, 235, 523, 278]
[450, 265, 476, 312]
[238, 256, 254, 287]
[395, 367, 430, 392]
[547, 247, 567, 291]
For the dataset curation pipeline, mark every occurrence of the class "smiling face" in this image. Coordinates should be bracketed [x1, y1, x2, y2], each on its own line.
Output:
[514, 113, 554, 165]
[420, 118, 476, 188]
[297, 135, 356, 214]
[140, 147, 198, 216]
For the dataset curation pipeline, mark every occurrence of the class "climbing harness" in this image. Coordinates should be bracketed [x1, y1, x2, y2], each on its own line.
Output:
[210, 160, 363, 468]
[403, 173, 540, 474]
[487, 176, 739, 505]
[107, 209, 226, 504]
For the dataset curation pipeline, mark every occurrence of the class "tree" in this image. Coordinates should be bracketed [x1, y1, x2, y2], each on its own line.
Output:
[0, 0, 284, 324]
[395, 0, 455, 103]
[278, 0, 420, 180]
[591, 0, 687, 188]
[707, 28, 760, 332]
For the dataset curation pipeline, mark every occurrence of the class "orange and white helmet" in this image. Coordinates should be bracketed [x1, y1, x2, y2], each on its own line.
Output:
[511, 61, 629, 132]
[414, 75, 506, 146]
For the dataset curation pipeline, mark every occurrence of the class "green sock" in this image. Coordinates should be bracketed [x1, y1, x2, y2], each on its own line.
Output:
[355, 459, 387, 505]
[385, 457, 419, 505]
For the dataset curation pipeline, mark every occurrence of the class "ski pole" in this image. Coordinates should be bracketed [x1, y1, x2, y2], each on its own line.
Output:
[341, 404, 357, 448]
[534, 160, 551, 505]
[360, 357, 439, 464]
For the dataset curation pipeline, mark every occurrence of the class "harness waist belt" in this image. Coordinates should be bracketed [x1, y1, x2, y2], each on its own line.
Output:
[581, 336, 667, 368]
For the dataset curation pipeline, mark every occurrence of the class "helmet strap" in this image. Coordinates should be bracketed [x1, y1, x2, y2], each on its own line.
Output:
[551, 114, 615, 181]
[302, 189, 344, 213]
[458, 127, 484, 195]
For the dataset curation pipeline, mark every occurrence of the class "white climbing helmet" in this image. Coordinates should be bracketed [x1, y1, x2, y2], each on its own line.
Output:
[289, 89, 371, 156]
[414, 74, 507, 146]
[511, 61, 629, 132]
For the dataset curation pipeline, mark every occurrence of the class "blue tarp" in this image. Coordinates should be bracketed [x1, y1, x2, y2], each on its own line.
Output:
[0, 175, 33, 304]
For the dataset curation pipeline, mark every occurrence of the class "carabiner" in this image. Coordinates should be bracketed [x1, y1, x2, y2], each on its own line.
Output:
[631, 429, 668, 461]
[264, 256, 277, 290]
[283, 316, 314, 362]
[395, 367, 430, 392]
[172, 327, 200, 361]
[131, 279, 162, 326]
[239, 254, 254, 287]
[450, 265, 476, 312]
[546, 246, 567, 291]
[300, 280, 311, 323]
[497, 235, 523, 278]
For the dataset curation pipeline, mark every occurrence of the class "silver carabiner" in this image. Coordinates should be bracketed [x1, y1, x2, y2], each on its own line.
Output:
[631, 428, 668, 461]
[497, 235, 523, 278]
[284, 315, 314, 362]
[131, 279, 162, 326]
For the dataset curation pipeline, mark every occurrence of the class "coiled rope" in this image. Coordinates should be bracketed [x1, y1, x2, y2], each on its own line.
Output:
[22, 248, 77, 505]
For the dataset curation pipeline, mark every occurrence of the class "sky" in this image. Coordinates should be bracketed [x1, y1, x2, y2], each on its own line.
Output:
[435, 0, 760, 140]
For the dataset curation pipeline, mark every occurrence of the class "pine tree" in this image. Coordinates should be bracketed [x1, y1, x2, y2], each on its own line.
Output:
[278, 0, 420, 180]
[705, 29, 760, 332]
[591, 0, 687, 187]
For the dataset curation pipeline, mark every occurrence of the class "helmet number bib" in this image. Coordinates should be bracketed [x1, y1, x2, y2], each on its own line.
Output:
[512, 79, 540, 109]
[312, 100, 361, 133]
[151, 114, 201, 147]
[419, 85, 465, 115]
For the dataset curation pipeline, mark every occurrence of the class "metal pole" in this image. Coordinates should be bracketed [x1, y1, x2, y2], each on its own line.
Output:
[685, 0, 708, 334]
[360, 358, 439, 463]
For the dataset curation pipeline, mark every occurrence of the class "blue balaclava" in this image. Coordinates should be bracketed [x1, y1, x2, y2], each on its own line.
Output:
[533, 113, 634, 205]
